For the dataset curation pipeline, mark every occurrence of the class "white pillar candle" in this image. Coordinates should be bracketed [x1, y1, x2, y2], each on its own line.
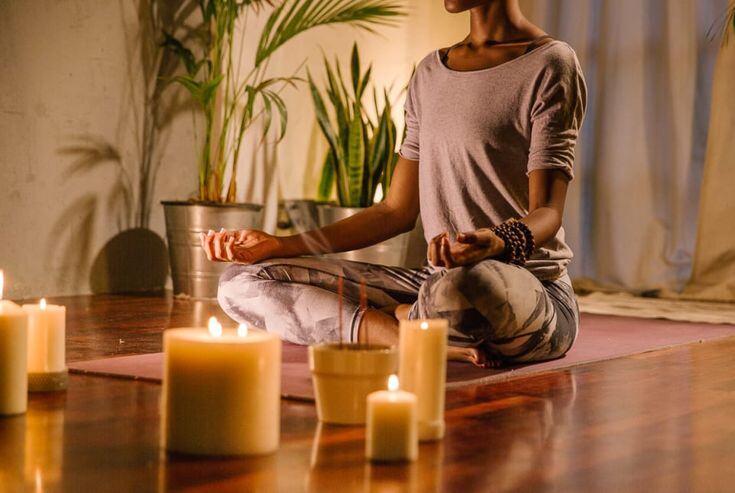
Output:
[0, 270, 28, 415]
[398, 319, 448, 441]
[162, 318, 281, 456]
[22, 298, 67, 391]
[366, 375, 418, 462]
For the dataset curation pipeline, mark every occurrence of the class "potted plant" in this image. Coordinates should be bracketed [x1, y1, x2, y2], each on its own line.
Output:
[307, 44, 426, 267]
[160, 0, 403, 298]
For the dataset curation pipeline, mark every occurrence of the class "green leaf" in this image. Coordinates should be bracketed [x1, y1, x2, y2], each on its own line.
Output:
[334, 59, 352, 115]
[350, 42, 360, 97]
[308, 71, 340, 157]
[333, 59, 353, 162]
[324, 57, 349, 135]
[172, 74, 222, 111]
[366, 106, 388, 201]
[308, 70, 349, 203]
[317, 151, 335, 202]
[263, 90, 288, 141]
[370, 108, 389, 175]
[172, 75, 202, 98]
[199, 74, 224, 106]
[260, 92, 273, 138]
[255, 0, 405, 67]
[356, 65, 372, 102]
[346, 107, 366, 207]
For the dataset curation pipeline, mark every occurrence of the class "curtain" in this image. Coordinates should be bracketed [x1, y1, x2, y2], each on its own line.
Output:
[521, 0, 728, 293]
[682, 25, 735, 301]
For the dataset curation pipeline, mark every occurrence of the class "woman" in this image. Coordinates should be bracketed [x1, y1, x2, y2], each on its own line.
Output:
[202, 0, 586, 367]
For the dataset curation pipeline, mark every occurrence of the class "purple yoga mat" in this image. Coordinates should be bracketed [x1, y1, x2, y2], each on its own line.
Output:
[69, 314, 735, 401]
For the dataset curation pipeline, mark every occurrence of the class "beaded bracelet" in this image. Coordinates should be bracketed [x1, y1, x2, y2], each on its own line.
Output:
[491, 219, 536, 265]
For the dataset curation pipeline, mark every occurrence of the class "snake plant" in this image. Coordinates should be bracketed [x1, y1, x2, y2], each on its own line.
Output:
[309, 43, 402, 207]
[163, 0, 403, 203]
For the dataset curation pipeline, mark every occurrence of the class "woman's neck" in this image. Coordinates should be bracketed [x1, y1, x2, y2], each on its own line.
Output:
[467, 0, 539, 46]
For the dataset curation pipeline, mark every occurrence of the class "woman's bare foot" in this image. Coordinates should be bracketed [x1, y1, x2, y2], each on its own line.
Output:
[394, 304, 412, 320]
[371, 307, 502, 368]
[447, 346, 503, 368]
[378, 304, 412, 320]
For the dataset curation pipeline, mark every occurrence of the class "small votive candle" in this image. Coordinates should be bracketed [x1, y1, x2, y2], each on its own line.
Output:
[366, 375, 418, 462]
[162, 318, 281, 456]
[22, 298, 67, 391]
[0, 270, 29, 415]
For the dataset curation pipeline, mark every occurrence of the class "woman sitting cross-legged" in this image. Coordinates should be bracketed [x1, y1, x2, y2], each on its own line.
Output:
[202, 0, 586, 367]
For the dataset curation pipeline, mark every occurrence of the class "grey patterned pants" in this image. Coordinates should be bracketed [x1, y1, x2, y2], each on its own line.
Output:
[218, 257, 579, 364]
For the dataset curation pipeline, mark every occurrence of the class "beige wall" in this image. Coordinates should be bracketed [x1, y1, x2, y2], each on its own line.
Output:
[0, 1, 198, 299]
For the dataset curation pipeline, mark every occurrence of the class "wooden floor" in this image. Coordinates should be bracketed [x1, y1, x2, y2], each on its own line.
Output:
[2, 293, 735, 492]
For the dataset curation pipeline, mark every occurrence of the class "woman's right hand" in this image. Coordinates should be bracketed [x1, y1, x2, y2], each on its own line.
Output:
[200, 229, 283, 264]
[428, 232, 453, 268]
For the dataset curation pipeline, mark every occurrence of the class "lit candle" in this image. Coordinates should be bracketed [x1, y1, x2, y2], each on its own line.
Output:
[366, 374, 418, 462]
[22, 298, 67, 391]
[162, 318, 281, 455]
[398, 319, 448, 441]
[0, 270, 29, 415]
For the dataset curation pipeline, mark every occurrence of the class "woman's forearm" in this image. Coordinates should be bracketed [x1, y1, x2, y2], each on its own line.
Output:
[521, 207, 562, 249]
[523, 169, 568, 250]
[277, 202, 417, 258]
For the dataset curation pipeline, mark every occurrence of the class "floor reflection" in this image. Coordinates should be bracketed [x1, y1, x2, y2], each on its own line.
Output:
[303, 372, 578, 491]
[447, 371, 578, 492]
[0, 392, 66, 491]
[166, 297, 229, 330]
[158, 452, 281, 492]
[307, 422, 445, 492]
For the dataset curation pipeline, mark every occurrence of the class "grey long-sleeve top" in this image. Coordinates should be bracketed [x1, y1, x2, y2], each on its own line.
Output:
[399, 40, 587, 280]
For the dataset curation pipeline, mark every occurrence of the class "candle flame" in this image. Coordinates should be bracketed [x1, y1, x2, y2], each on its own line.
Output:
[420, 321, 429, 330]
[0, 270, 3, 300]
[237, 323, 249, 337]
[388, 374, 399, 391]
[40, 298, 47, 310]
[208, 316, 223, 337]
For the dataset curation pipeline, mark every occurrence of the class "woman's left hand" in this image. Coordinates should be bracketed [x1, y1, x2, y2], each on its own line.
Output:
[432, 228, 506, 268]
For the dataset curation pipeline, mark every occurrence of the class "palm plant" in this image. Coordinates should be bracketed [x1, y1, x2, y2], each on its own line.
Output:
[309, 43, 402, 207]
[162, 0, 404, 203]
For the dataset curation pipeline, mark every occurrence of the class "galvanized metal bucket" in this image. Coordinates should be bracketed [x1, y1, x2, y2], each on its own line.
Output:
[162, 201, 263, 299]
[316, 205, 427, 268]
[277, 199, 322, 235]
